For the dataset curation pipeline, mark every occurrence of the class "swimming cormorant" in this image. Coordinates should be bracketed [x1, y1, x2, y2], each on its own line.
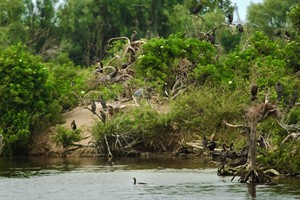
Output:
[133, 177, 146, 185]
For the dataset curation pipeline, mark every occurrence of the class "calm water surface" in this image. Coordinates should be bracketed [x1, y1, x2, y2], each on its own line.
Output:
[0, 156, 299, 200]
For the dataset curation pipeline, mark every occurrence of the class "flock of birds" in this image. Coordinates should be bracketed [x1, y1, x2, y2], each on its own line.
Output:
[70, 95, 108, 131]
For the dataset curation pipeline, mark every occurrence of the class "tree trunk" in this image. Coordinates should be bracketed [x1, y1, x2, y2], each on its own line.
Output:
[248, 120, 258, 170]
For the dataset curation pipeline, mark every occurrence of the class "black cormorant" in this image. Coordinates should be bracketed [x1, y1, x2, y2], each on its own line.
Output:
[275, 81, 283, 101]
[95, 60, 103, 73]
[236, 24, 243, 33]
[227, 13, 233, 24]
[289, 91, 298, 109]
[133, 177, 146, 185]
[109, 67, 118, 79]
[202, 135, 208, 148]
[190, 4, 202, 15]
[91, 100, 96, 114]
[274, 29, 281, 36]
[163, 82, 169, 97]
[100, 110, 106, 123]
[99, 95, 107, 110]
[207, 140, 216, 151]
[131, 30, 137, 42]
[250, 84, 258, 101]
[207, 32, 216, 44]
[71, 120, 77, 130]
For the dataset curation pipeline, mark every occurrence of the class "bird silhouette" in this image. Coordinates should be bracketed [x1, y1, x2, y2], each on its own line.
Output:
[236, 24, 243, 33]
[275, 81, 283, 101]
[108, 67, 118, 79]
[71, 120, 77, 130]
[163, 82, 169, 97]
[190, 4, 202, 15]
[100, 110, 106, 123]
[202, 135, 208, 148]
[133, 177, 146, 185]
[131, 30, 137, 42]
[250, 84, 258, 101]
[227, 13, 233, 24]
[91, 100, 96, 114]
[98, 95, 107, 110]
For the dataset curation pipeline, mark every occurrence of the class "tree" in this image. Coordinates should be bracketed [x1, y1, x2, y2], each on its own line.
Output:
[0, 45, 60, 156]
[288, 3, 300, 32]
[0, 0, 26, 47]
[247, 0, 299, 36]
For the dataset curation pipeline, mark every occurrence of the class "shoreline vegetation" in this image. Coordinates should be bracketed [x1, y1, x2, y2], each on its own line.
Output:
[1, 1, 300, 184]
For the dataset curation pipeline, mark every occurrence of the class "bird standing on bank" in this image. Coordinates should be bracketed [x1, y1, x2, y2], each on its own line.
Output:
[100, 110, 106, 123]
[91, 100, 96, 114]
[99, 95, 107, 110]
[71, 120, 77, 130]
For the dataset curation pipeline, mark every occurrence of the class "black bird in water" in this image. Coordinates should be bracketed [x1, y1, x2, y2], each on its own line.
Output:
[91, 100, 96, 114]
[275, 81, 283, 101]
[250, 84, 258, 101]
[236, 24, 243, 33]
[100, 110, 106, 123]
[227, 13, 233, 24]
[71, 120, 77, 130]
[133, 177, 146, 185]
[190, 4, 202, 15]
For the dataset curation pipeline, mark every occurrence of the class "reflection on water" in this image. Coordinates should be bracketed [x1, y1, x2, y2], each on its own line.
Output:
[0, 157, 300, 200]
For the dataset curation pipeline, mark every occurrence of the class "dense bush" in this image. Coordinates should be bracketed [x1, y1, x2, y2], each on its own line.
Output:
[52, 126, 81, 148]
[0, 45, 62, 155]
[136, 34, 217, 85]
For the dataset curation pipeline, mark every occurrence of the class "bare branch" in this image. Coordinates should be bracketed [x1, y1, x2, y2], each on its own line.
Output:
[223, 121, 247, 128]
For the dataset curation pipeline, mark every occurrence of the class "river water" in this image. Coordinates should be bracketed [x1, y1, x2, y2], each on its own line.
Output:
[0, 156, 299, 200]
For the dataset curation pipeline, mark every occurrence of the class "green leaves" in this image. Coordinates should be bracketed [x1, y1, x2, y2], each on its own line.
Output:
[0, 45, 60, 155]
[136, 35, 216, 84]
[52, 126, 81, 148]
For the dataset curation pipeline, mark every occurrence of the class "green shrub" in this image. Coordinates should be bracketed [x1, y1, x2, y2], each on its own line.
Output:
[52, 126, 81, 148]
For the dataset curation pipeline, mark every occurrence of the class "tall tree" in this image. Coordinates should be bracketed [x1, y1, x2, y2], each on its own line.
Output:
[247, 0, 299, 35]
[0, 0, 26, 47]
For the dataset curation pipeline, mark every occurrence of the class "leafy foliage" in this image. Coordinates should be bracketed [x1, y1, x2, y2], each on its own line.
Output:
[0, 45, 60, 155]
[136, 34, 216, 84]
[52, 126, 81, 148]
